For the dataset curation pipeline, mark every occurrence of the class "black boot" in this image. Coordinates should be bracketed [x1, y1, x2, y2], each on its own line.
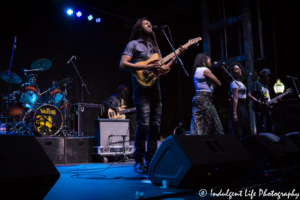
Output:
[134, 162, 148, 174]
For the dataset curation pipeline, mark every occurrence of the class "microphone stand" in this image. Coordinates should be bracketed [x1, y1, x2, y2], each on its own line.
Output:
[221, 65, 241, 87]
[6, 36, 17, 134]
[289, 78, 300, 98]
[70, 59, 90, 136]
[160, 27, 189, 135]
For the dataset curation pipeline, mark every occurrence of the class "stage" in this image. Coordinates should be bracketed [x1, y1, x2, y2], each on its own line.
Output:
[44, 160, 300, 200]
[44, 161, 201, 200]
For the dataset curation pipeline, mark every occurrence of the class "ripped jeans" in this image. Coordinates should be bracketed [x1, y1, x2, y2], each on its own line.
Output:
[133, 87, 162, 166]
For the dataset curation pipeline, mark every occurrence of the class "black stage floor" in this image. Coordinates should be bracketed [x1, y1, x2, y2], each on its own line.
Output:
[44, 160, 300, 200]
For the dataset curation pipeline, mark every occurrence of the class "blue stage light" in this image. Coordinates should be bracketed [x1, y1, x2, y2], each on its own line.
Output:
[67, 9, 74, 15]
[87, 15, 93, 21]
[96, 18, 101, 23]
[76, 11, 82, 18]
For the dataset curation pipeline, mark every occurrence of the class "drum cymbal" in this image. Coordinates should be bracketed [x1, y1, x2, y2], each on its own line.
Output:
[0, 71, 22, 84]
[57, 77, 73, 85]
[31, 58, 52, 71]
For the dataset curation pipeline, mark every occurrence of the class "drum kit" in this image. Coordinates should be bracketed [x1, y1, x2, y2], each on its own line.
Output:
[0, 58, 74, 136]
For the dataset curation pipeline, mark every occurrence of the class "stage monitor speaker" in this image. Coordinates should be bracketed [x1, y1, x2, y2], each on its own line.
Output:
[0, 135, 60, 199]
[148, 135, 255, 188]
[240, 134, 300, 168]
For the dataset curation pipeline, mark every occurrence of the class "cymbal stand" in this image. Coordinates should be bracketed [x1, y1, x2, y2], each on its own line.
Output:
[6, 36, 17, 134]
[61, 83, 69, 136]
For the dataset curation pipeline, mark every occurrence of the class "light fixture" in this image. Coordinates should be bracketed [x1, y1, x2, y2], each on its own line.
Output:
[274, 79, 285, 94]
[87, 15, 93, 21]
[95, 18, 101, 23]
[76, 11, 82, 18]
[66, 9, 74, 15]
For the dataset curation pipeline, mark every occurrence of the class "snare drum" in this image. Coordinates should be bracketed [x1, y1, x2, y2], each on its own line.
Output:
[20, 83, 38, 104]
[23, 104, 63, 136]
[49, 86, 63, 104]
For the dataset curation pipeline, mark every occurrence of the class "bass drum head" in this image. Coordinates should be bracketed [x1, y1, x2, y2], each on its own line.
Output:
[33, 104, 63, 136]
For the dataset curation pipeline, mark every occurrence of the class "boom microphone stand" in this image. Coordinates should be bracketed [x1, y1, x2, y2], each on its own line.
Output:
[159, 26, 189, 135]
[69, 57, 90, 136]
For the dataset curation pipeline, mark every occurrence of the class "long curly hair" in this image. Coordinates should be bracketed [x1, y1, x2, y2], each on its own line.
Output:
[129, 18, 160, 53]
[192, 53, 210, 76]
[226, 62, 245, 81]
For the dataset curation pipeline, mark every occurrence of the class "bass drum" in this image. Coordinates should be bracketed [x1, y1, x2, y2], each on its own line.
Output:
[23, 104, 63, 136]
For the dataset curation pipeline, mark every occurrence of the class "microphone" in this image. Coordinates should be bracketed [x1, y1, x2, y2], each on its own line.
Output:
[65, 55, 76, 65]
[152, 25, 167, 29]
[287, 75, 298, 80]
[213, 61, 227, 65]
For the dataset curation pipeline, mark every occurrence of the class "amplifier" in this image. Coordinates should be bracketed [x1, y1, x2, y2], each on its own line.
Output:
[95, 119, 130, 147]
[71, 103, 104, 136]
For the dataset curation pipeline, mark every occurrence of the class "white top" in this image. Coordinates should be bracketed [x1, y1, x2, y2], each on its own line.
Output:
[194, 67, 213, 93]
[230, 81, 247, 99]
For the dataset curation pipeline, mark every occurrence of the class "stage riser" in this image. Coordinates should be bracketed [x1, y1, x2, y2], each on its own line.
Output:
[36, 137, 94, 164]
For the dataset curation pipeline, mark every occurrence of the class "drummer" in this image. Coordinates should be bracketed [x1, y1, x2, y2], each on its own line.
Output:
[22, 73, 41, 109]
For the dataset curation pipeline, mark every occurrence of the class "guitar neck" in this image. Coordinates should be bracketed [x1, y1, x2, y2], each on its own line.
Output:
[158, 42, 190, 65]
[269, 91, 289, 104]
[119, 108, 135, 115]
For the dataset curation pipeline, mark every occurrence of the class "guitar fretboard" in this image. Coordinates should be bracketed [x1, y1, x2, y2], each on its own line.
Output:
[158, 38, 201, 65]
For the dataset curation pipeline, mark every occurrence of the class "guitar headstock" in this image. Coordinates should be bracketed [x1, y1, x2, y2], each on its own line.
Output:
[287, 88, 293, 94]
[187, 37, 202, 46]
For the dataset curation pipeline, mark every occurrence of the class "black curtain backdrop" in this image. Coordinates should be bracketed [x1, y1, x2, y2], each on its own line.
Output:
[0, 1, 131, 107]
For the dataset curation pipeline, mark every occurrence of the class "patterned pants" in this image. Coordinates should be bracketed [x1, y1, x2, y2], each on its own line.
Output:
[190, 91, 224, 135]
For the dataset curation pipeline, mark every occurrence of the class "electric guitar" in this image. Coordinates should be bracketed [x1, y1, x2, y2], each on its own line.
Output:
[132, 37, 202, 87]
[108, 107, 136, 119]
[253, 88, 293, 113]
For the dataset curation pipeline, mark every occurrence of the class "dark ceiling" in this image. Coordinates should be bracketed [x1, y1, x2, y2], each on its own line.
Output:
[30, 0, 200, 28]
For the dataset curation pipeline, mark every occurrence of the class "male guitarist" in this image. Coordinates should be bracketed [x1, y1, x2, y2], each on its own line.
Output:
[120, 18, 187, 174]
[102, 85, 129, 118]
[248, 68, 280, 134]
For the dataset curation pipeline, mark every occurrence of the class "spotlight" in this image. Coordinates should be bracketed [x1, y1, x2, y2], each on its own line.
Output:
[76, 11, 82, 18]
[67, 9, 74, 15]
[87, 15, 93, 21]
[95, 18, 101, 23]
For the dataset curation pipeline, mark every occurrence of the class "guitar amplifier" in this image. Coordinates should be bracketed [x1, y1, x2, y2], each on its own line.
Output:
[71, 103, 104, 136]
[94, 119, 130, 147]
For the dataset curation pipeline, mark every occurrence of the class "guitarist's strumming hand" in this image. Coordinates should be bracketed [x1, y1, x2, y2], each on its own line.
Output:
[146, 62, 161, 71]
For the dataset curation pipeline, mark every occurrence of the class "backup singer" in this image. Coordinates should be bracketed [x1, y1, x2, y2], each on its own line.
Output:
[120, 18, 187, 174]
[227, 62, 251, 139]
[190, 53, 224, 135]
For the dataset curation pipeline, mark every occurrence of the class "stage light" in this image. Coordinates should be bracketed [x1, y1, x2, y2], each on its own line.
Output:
[76, 11, 82, 18]
[67, 9, 74, 15]
[96, 18, 101, 23]
[87, 15, 93, 21]
[274, 79, 285, 94]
